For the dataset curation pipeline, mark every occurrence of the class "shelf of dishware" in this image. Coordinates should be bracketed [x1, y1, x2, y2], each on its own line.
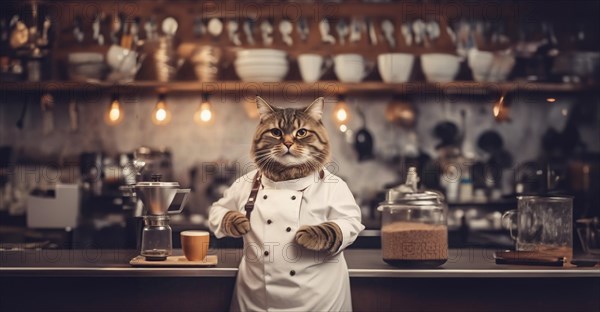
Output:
[0, 80, 595, 95]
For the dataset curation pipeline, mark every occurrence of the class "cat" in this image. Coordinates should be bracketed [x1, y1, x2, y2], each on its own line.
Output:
[209, 96, 363, 311]
[221, 96, 342, 252]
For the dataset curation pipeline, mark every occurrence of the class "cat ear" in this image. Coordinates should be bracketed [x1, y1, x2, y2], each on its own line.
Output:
[304, 97, 324, 121]
[256, 96, 276, 120]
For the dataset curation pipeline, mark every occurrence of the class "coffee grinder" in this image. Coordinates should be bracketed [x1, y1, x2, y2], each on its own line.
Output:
[124, 173, 190, 261]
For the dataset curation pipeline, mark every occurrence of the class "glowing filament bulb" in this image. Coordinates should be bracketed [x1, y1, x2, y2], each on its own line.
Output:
[151, 95, 171, 125]
[332, 97, 351, 125]
[105, 96, 124, 125]
[194, 95, 214, 125]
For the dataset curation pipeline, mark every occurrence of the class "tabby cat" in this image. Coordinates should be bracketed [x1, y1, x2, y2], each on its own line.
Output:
[220, 96, 342, 252]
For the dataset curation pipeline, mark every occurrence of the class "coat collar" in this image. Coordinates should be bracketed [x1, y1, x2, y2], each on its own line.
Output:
[261, 170, 324, 191]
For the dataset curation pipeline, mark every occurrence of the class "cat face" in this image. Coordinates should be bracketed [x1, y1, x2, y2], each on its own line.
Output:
[251, 96, 330, 181]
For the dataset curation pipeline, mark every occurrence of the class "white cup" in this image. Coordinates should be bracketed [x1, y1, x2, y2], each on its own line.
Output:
[298, 54, 332, 83]
[377, 53, 415, 83]
[107, 44, 140, 74]
[333, 54, 374, 83]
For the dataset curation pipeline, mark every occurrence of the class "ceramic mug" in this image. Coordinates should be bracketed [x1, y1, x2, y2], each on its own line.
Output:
[298, 54, 332, 83]
[377, 53, 415, 83]
[181, 230, 210, 261]
[333, 54, 374, 83]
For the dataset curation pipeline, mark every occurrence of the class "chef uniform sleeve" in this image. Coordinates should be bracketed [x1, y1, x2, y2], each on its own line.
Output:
[208, 175, 248, 239]
[328, 180, 365, 253]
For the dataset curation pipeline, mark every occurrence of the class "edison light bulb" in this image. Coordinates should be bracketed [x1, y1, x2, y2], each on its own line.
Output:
[332, 96, 350, 125]
[151, 95, 171, 125]
[194, 95, 214, 125]
[105, 97, 124, 125]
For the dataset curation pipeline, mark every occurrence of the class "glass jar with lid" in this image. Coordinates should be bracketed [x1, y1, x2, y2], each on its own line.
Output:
[377, 167, 448, 268]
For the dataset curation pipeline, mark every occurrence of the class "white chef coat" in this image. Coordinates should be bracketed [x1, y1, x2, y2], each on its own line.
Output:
[209, 169, 365, 312]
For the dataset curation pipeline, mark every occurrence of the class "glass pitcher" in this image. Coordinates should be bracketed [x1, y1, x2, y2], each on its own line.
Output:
[140, 215, 172, 261]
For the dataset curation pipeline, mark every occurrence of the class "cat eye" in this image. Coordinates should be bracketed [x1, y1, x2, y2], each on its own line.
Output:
[270, 129, 282, 137]
[296, 128, 308, 137]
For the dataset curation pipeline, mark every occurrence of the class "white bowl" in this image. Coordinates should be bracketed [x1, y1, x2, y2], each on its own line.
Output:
[234, 58, 288, 67]
[237, 49, 287, 59]
[421, 53, 461, 82]
[488, 53, 515, 82]
[235, 63, 289, 82]
[377, 53, 415, 83]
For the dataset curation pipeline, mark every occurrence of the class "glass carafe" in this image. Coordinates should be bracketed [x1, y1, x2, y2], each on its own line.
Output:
[141, 215, 172, 261]
[377, 168, 448, 268]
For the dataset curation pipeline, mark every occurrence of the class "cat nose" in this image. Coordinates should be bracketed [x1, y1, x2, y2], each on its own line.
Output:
[283, 141, 293, 148]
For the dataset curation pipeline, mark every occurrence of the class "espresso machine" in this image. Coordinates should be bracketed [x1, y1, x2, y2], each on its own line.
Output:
[122, 161, 190, 261]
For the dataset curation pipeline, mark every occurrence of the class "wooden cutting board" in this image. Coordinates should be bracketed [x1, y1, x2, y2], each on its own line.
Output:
[129, 255, 218, 267]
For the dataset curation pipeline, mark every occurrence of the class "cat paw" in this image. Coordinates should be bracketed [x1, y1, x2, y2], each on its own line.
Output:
[295, 222, 342, 252]
[222, 211, 250, 237]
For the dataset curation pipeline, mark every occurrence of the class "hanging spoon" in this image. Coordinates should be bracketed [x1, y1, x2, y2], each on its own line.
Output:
[297, 17, 309, 42]
[349, 17, 363, 43]
[260, 19, 274, 46]
[400, 22, 412, 46]
[243, 18, 255, 45]
[336, 18, 349, 45]
[381, 19, 396, 49]
[412, 19, 426, 46]
[279, 19, 293, 46]
[319, 18, 336, 44]
[162, 17, 179, 38]
[366, 18, 378, 45]
[38, 16, 51, 46]
[15, 97, 27, 129]
[227, 19, 241, 46]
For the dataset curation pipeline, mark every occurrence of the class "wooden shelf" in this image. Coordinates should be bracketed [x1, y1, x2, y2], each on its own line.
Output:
[0, 80, 595, 96]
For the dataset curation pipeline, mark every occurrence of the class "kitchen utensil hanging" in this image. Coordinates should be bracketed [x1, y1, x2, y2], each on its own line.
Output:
[354, 106, 374, 162]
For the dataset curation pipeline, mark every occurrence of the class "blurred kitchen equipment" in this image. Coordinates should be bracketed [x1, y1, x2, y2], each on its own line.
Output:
[191, 45, 221, 82]
[243, 18, 256, 45]
[208, 17, 223, 41]
[106, 44, 144, 82]
[40, 93, 54, 135]
[552, 51, 600, 83]
[27, 184, 80, 228]
[227, 20, 242, 46]
[129, 174, 190, 261]
[279, 19, 293, 46]
[354, 107, 374, 161]
[385, 97, 416, 129]
[68, 52, 107, 81]
[336, 18, 349, 45]
[576, 218, 600, 255]
[381, 19, 395, 49]
[420, 53, 461, 82]
[153, 36, 183, 82]
[319, 18, 335, 44]
[366, 18, 377, 45]
[377, 167, 448, 268]
[15, 98, 27, 129]
[260, 19, 274, 46]
[298, 53, 332, 83]
[80, 152, 103, 196]
[377, 53, 414, 83]
[234, 48, 288, 82]
[134, 146, 174, 182]
[468, 49, 515, 82]
[349, 18, 363, 43]
[297, 17, 309, 42]
[503, 196, 573, 263]
[333, 54, 374, 83]
[492, 93, 510, 123]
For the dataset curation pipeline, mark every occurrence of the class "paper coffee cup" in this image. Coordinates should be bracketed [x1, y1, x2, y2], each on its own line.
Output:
[181, 231, 210, 261]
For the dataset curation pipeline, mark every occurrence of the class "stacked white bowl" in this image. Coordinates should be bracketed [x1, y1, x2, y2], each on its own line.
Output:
[468, 49, 515, 82]
[234, 49, 289, 82]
